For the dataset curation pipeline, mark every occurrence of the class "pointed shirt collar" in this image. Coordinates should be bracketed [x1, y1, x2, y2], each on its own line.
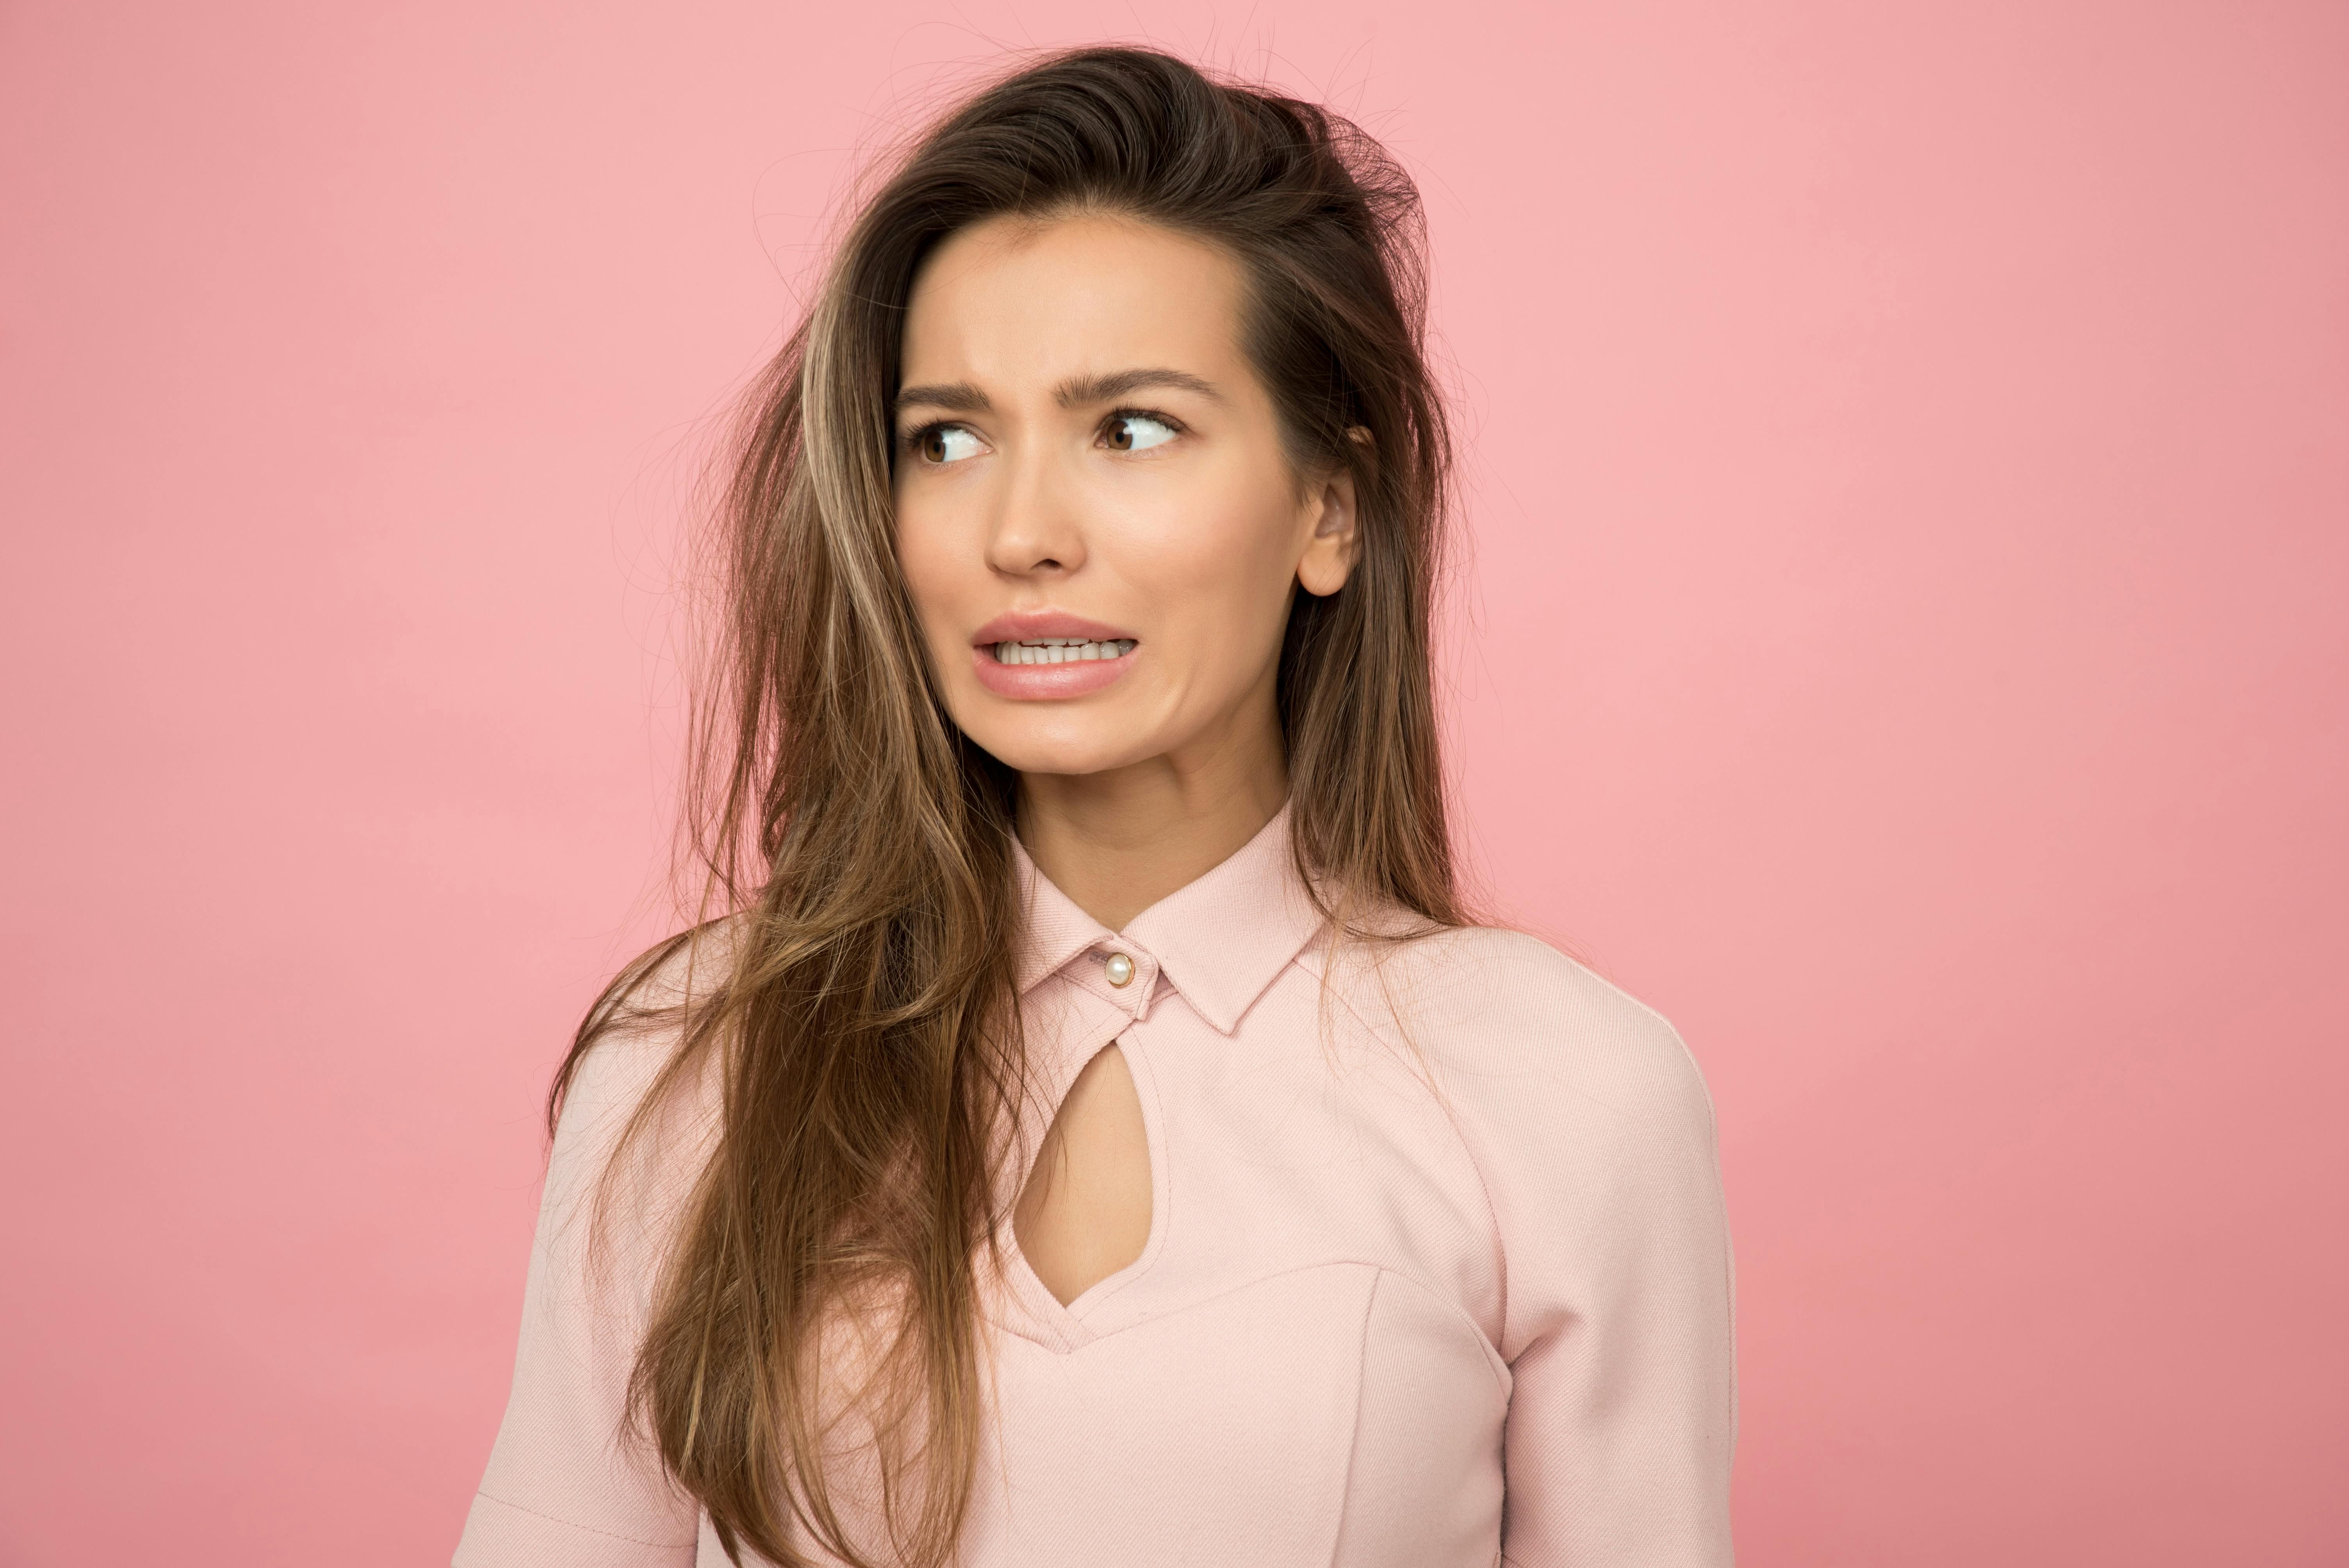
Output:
[1011, 806, 1328, 1036]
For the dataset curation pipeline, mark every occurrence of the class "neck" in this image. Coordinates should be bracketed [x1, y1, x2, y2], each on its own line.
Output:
[1016, 704, 1288, 931]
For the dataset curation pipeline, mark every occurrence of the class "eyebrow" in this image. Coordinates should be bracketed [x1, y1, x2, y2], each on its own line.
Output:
[892, 367, 1224, 418]
[1055, 367, 1224, 407]
[893, 381, 992, 416]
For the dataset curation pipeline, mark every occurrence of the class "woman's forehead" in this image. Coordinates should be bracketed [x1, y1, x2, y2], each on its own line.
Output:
[901, 214, 1249, 390]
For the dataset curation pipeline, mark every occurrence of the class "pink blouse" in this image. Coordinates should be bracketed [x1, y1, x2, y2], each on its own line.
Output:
[454, 811, 1736, 1566]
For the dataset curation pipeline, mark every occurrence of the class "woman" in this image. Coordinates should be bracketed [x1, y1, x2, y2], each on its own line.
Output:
[456, 46, 1734, 1568]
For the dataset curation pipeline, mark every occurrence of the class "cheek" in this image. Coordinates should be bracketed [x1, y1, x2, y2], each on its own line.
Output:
[1124, 469, 1302, 637]
[892, 497, 968, 639]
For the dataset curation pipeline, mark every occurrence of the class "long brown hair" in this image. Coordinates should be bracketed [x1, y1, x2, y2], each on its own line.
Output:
[557, 46, 1462, 1566]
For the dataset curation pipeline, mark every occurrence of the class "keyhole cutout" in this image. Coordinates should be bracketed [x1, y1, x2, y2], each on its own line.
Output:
[1013, 1044, 1153, 1307]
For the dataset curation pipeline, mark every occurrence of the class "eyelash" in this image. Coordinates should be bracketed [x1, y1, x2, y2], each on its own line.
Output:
[896, 407, 1189, 461]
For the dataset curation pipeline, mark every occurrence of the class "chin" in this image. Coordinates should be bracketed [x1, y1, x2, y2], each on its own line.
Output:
[959, 714, 1157, 779]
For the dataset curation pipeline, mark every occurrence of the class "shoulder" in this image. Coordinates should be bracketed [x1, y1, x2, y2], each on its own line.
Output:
[549, 921, 738, 1200]
[1314, 923, 1716, 1145]
[567, 921, 740, 1089]
[1316, 927, 1728, 1351]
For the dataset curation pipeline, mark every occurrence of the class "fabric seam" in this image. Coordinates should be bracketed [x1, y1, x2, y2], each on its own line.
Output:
[471, 1488, 697, 1549]
[1323, 1267, 1384, 1568]
[1304, 950, 1514, 1355]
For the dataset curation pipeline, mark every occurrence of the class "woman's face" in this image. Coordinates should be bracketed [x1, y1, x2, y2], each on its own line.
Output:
[892, 213, 1357, 781]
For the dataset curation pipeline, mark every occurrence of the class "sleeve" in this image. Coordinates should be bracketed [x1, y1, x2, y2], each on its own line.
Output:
[453, 1028, 707, 1567]
[1437, 935, 1737, 1567]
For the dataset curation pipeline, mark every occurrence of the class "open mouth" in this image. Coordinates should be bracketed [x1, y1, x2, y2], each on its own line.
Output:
[969, 616, 1141, 700]
[989, 637, 1138, 665]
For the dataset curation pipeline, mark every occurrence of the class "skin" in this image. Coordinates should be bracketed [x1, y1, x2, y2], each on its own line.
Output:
[892, 212, 1360, 1304]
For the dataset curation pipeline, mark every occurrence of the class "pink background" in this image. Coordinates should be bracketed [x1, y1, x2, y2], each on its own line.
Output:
[4, 2, 2344, 1562]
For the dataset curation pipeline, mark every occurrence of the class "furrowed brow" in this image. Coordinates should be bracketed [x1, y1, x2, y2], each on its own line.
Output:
[893, 382, 992, 417]
[1055, 368, 1224, 408]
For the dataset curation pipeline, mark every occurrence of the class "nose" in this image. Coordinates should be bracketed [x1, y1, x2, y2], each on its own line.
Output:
[983, 440, 1087, 579]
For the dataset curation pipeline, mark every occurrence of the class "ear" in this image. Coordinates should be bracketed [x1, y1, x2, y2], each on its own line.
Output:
[1296, 430, 1370, 598]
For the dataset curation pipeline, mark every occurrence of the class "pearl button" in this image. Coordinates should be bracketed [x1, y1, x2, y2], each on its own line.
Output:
[1103, 951, 1135, 987]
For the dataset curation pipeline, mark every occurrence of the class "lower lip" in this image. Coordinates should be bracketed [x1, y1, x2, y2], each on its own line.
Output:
[970, 645, 1139, 700]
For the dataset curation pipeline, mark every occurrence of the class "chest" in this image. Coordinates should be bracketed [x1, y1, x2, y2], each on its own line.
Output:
[968, 986, 1512, 1566]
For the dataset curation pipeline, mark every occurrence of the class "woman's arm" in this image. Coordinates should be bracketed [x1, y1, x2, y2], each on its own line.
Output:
[453, 1025, 706, 1566]
[1435, 933, 1738, 1566]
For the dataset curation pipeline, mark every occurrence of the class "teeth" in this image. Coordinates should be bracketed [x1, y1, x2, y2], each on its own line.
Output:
[992, 639, 1137, 665]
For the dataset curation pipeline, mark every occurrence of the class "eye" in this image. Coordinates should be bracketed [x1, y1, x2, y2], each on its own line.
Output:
[912, 424, 985, 465]
[1101, 412, 1179, 453]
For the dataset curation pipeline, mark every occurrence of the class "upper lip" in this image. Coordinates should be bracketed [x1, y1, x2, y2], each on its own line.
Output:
[970, 610, 1139, 647]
